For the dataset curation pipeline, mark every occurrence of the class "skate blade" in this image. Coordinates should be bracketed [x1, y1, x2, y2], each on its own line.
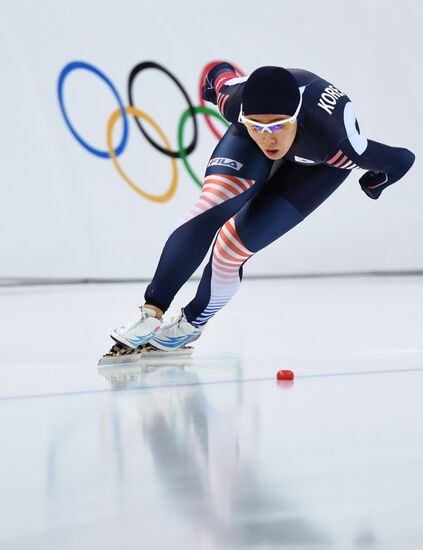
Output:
[98, 346, 194, 368]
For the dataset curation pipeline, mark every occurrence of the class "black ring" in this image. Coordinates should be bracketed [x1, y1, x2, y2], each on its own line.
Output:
[128, 61, 198, 159]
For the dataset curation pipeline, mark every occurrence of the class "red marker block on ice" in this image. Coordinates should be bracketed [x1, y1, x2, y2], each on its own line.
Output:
[276, 370, 294, 381]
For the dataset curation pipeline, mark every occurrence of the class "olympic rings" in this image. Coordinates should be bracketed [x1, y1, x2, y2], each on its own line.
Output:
[58, 59, 245, 202]
[198, 60, 245, 141]
[58, 61, 129, 159]
[107, 106, 178, 203]
[178, 106, 229, 188]
[128, 61, 198, 159]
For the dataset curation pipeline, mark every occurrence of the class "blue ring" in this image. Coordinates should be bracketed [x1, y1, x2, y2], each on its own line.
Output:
[57, 61, 129, 159]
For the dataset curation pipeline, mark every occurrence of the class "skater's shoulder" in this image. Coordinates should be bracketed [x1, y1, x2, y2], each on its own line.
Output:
[296, 73, 351, 143]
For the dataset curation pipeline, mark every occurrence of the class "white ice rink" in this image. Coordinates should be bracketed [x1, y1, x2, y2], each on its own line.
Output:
[1, 276, 423, 550]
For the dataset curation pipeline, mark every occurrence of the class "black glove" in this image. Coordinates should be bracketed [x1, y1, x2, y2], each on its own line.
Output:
[202, 62, 236, 104]
[359, 170, 390, 200]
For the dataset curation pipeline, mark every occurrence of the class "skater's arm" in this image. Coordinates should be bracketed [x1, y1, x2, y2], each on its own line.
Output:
[202, 62, 246, 123]
[355, 139, 415, 199]
[326, 137, 415, 199]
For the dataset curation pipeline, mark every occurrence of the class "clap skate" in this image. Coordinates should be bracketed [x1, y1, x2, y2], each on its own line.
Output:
[98, 341, 195, 367]
[98, 307, 200, 367]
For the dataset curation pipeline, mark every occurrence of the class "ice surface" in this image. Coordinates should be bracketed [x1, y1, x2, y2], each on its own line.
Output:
[1, 276, 423, 549]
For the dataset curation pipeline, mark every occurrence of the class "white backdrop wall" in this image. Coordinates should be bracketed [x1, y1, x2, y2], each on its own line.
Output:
[0, 0, 421, 278]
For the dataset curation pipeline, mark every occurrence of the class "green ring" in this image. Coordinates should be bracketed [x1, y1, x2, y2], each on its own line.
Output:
[178, 106, 230, 188]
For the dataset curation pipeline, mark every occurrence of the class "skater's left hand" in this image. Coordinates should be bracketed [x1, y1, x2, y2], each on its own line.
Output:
[359, 170, 390, 199]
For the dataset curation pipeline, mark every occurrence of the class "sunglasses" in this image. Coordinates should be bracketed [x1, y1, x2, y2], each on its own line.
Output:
[238, 95, 302, 134]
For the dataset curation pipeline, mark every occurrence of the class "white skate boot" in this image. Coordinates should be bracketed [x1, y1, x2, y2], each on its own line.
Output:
[151, 309, 203, 351]
[110, 306, 162, 350]
[98, 308, 201, 367]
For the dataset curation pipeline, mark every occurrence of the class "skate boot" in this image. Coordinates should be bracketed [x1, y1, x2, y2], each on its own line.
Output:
[151, 309, 203, 351]
[110, 306, 163, 350]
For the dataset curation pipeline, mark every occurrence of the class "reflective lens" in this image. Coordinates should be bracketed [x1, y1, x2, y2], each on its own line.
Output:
[267, 123, 285, 133]
[251, 122, 285, 134]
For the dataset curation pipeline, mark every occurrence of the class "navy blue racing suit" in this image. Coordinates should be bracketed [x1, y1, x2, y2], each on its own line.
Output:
[144, 64, 415, 325]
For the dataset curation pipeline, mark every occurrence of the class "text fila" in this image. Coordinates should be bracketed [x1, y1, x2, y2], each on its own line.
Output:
[208, 157, 244, 171]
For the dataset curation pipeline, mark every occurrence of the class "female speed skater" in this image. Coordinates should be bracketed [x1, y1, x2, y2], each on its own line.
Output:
[104, 63, 415, 357]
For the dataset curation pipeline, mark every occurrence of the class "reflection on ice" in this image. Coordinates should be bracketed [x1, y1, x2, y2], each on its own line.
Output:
[2, 277, 423, 548]
[97, 359, 330, 547]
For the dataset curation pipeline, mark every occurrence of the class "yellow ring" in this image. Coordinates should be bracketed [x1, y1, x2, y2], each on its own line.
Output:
[107, 106, 178, 203]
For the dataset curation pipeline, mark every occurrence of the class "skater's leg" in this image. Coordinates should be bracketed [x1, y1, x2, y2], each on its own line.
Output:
[110, 125, 273, 350]
[184, 163, 349, 324]
[144, 124, 273, 313]
[235, 163, 350, 249]
[182, 218, 254, 325]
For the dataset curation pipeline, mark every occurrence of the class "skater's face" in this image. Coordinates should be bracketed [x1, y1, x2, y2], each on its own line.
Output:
[244, 114, 297, 160]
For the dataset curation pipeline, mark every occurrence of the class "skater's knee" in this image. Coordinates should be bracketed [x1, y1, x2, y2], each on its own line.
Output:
[215, 218, 254, 262]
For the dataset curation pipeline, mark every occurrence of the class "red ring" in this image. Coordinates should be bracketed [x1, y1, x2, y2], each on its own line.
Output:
[198, 60, 245, 140]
